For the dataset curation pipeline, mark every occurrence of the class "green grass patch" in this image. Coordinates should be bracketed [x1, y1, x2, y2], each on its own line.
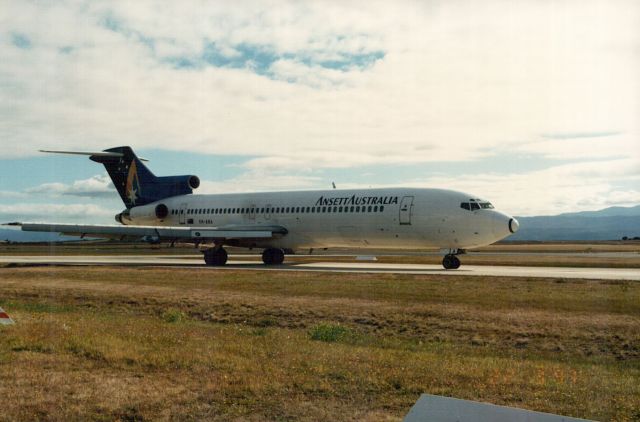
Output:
[249, 327, 268, 336]
[0, 300, 75, 314]
[309, 323, 353, 343]
[161, 309, 186, 323]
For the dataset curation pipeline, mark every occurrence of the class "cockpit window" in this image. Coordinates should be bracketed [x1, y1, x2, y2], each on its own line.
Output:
[461, 201, 493, 211]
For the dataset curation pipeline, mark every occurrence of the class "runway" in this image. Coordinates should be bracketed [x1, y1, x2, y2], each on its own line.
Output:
[1, 254, 639, 280]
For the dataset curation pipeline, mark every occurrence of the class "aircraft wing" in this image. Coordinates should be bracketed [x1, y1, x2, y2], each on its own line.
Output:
[7, 222, 287, 242]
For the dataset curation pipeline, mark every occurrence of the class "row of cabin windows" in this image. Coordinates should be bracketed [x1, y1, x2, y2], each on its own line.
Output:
[170, 205, 386, 216]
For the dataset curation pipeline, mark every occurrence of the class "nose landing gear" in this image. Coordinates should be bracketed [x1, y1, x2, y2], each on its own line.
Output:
[442, 249, 464, 269]
[442, 254, 461, 269]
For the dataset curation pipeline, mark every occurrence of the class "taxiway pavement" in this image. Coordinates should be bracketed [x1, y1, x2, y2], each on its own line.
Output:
[1, 254, 638, 281]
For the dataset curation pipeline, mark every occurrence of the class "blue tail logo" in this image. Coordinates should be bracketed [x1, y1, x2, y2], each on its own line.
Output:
[125, 159, 141, 205]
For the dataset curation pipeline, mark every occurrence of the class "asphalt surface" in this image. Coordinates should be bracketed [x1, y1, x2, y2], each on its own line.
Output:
[1, 254, 639, 281]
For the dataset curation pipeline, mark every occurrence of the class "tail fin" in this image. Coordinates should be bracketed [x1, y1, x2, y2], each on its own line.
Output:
[89, 147, 157, 208]
[41, 146, 200, 208]
[90, 147, 200, 208]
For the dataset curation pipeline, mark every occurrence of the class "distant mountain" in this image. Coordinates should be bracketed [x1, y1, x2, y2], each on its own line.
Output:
[548, 205, 640, 218]
[510, 205, 640, 241]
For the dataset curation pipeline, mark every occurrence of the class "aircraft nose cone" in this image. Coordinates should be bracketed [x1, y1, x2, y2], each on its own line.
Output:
[509, 218, 519, 233]
[490, 212, 517, 239]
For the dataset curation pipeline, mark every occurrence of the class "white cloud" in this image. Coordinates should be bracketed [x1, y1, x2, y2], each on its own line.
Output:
[0, 0, 638, 214]
[0, 190, 27, 199]
[384, 158, 640, 216]
[198, 172, 322, 194]
[0, 203, 114, 222]
[25, 174, 115, 197]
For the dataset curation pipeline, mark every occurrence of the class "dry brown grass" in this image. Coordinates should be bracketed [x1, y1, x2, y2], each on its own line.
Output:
[0, 267, 639, 421]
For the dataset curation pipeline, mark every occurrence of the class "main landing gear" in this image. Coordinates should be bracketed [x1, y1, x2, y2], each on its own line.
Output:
[262, 247, 285, 265]
[442, 249, 464, 269]
[203, 247, 228, 266]
[203, 246, 284, 266]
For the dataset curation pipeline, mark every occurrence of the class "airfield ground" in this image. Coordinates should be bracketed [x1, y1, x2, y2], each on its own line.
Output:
[1, 241, 640, 268]
[1, 259, 639, 421]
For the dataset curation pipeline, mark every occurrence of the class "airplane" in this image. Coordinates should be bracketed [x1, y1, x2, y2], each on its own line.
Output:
[7, 146, 519, 269]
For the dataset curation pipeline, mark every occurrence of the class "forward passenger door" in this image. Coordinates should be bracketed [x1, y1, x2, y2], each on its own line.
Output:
[399, 196, 414, 225]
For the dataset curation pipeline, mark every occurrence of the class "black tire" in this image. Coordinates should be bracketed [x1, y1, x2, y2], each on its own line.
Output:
[262, 248, 285, 265]
[204, 250, 214, 265]
[215, 248, 228, 265]
[452, 255, 461, 269]
[262, 249, 273, 265]
[272, 248, 284, 265]
[442, 255, 455, 270]
[204, 248, 227, 266]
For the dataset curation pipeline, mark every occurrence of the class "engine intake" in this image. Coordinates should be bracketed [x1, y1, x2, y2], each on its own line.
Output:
[188, 175, 200, 189]
[155, 203, 169, 219]
[115, 209, 131, 224]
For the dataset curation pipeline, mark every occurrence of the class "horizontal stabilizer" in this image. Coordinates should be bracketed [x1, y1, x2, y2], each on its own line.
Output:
[39, 149, 148, 161]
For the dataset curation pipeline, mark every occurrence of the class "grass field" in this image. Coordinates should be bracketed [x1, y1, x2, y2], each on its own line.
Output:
[1, 267, 639, 421]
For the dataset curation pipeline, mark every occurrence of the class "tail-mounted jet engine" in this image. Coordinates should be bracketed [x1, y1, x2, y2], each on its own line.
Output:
[126, 202, 173, 224]
[155, 203, 169, 219]
[115, 209, 131, 224]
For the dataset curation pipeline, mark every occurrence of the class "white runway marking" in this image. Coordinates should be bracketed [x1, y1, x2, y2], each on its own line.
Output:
[1, 255, 639, 280]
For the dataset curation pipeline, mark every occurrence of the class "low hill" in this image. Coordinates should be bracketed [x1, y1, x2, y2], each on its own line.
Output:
[511, 205, 640, 241]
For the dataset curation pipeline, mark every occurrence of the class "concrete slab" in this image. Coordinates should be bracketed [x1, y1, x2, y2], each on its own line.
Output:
[404, 394, 593, 422]
[0, 255, 638, 280]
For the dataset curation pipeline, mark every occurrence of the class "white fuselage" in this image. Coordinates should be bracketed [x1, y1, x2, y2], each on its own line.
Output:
[123, 188, 517, 250]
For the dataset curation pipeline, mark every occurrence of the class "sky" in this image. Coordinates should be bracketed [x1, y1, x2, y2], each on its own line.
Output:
[0, 0, 639, 224]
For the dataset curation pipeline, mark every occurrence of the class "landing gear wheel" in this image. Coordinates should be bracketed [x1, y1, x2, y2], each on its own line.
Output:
[203, 247, 228, 266]
[442, 254, 461, 270]
[262, 248, 285, 265]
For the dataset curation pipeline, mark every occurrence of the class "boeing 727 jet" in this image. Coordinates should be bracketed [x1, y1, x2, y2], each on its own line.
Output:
[8, 146, 519, 269]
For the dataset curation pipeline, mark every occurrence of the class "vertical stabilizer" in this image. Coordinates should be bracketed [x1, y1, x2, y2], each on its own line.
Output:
[90, 146, 157, 208]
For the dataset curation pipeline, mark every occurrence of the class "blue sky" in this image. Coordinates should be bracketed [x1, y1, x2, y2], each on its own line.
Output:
[0, 1, 638, 223]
